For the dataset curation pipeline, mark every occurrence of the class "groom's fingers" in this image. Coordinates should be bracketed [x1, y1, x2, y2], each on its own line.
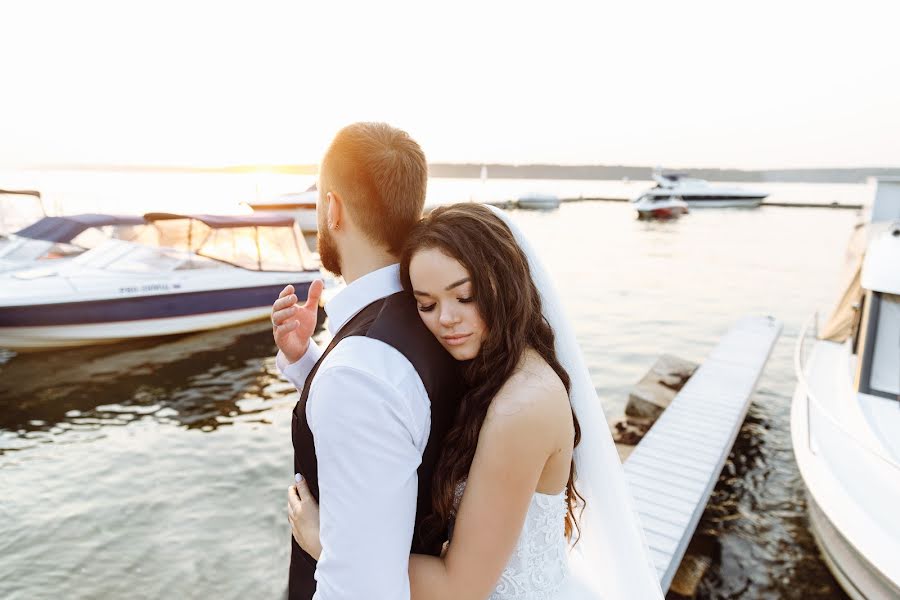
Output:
[273, 294, 298, 313]
[303, 280, 324, 311]
[278, 320, 299, 333]
[273, 305, 298, 326]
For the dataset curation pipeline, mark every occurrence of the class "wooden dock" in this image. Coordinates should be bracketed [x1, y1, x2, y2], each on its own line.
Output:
[622, 316, 783, 592]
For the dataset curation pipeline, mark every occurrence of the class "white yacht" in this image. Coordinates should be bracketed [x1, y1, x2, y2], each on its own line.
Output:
[792, 177, 900, 599]
[0, 189, 46, 236]
[0, 214, 147, 274]
[633, 169, 768, 208]
[0, 213, 328, 351]
[246, 184, 318, 233]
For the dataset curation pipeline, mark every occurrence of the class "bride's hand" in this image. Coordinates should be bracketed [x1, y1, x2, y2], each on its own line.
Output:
[287, 474, 322, 560]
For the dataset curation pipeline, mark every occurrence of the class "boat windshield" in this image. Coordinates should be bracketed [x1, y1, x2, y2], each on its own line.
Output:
[864, 293, 900, 398]
[0, 193, 45, 235]
[72, 240, 221, 273]
[0, 237, 83, 261]
[145, 218, 316, 271]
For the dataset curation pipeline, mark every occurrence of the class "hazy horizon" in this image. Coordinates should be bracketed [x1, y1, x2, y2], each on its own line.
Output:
[2, 0, 899, 170]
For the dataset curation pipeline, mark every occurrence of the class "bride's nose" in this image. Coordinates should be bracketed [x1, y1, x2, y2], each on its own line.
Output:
[439, 305, 460, 327]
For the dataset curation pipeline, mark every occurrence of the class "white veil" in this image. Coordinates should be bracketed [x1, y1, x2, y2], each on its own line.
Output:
[487, 205, 664, 600]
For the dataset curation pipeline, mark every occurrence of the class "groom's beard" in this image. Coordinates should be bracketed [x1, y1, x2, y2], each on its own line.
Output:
[317, 227, 342, 276]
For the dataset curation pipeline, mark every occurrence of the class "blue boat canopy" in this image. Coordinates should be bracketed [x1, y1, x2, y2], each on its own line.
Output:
[15, 214, 147, 243]
[144, 213, 297, 228]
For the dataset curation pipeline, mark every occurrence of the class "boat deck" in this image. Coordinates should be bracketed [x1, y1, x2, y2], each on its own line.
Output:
[622, 315, 782, 592]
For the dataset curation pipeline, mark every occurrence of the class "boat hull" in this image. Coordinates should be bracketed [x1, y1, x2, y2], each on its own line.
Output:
[636, 207, 687, 219]
[516, 199, 560, 210]
[683, 197, 764, 208]
[805, 488, 900, 600]
[0, 281, 312, 350]
[791, 356, 900, 600]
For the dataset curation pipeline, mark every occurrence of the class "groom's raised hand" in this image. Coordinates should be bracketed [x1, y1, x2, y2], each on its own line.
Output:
[272, 280, 323, 363]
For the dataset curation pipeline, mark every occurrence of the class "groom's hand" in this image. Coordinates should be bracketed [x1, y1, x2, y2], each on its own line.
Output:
[272, 280, 323, 363]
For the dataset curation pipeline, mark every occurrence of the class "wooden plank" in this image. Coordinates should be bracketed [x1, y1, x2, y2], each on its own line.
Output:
[623, 315, 782, 593]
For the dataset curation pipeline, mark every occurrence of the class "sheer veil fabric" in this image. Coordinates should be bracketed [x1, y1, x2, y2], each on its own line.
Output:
[487, 205, 664, 600]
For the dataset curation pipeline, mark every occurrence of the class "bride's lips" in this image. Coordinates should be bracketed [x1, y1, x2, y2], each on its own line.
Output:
[442, 333, 472, 346]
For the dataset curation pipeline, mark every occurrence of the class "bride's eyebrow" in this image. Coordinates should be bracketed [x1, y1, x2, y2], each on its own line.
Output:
[412, 277, 470, 297]
[444, 277, 470, 291]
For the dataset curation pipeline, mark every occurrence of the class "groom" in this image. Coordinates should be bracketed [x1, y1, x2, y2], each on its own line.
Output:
[271, 123, 464, 599]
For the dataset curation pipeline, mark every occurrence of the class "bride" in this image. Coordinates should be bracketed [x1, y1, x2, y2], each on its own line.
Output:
[289, 203, 663, 599]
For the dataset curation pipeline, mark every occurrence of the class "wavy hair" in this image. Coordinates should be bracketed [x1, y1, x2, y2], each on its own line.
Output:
[399, 203, 584, 543]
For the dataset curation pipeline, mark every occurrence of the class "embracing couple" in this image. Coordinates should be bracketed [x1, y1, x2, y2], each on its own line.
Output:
[272, 123, 663, 600]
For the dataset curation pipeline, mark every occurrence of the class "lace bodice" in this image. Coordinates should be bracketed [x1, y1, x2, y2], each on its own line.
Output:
[453, 481, 570, 600]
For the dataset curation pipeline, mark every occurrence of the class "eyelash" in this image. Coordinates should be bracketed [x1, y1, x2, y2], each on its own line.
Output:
[418, 297, 473, 312]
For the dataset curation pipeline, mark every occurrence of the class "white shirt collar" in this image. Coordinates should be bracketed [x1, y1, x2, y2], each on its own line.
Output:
[325, 264, 403, 335]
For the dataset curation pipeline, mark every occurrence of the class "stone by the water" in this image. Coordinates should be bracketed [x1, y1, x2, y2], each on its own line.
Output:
[625, 354, 698, 420]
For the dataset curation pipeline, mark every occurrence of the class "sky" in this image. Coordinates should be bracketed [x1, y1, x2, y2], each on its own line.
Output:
[1, 0, 899, 170]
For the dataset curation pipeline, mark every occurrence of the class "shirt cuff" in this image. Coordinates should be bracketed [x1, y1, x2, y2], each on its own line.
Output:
[275, 340, 323, 390]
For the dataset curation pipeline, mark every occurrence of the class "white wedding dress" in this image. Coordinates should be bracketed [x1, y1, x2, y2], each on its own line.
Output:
[453, 481, 591, 600]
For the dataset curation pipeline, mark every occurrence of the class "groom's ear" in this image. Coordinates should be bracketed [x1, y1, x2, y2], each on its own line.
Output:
[326, 191, 345, 230]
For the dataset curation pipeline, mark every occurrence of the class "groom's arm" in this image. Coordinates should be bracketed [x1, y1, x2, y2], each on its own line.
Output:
[307, 344, 426, 600]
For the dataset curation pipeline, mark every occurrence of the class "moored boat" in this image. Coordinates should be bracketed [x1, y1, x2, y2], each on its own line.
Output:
[633, 195, 689, 220]
[247, 184, 318, 233]
[515, 193, 561, 210]
[634, 169, 768, 208]
[0, 213, 328, 351]
[791, 177, 900, 599]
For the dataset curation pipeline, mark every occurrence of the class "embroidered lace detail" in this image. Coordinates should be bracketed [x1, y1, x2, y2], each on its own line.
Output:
[452, 480, 569, 599]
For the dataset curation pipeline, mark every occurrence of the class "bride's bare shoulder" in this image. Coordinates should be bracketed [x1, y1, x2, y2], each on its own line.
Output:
[487, 349, 569, 422]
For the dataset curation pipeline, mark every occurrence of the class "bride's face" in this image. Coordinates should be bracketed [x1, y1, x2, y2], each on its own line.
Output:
[409, 247, 487, 361]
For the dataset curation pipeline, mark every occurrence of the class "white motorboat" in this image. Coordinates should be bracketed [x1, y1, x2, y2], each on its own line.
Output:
[0, 214, 147, 274]
[0, 213, 327, 351]
[515, 193, 561, 210]
[633, 194, 689, 220]
[247, 184, 318, 233]
[0, 189, 46, 236]
[633, 169, 768, 208]
[791, 177, 900, 599]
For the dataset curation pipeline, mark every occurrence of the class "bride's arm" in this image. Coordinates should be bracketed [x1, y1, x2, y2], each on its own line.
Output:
[408, 385, 555, 600]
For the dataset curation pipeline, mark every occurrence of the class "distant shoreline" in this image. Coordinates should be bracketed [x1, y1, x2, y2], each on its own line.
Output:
[16, 163, 900, 184]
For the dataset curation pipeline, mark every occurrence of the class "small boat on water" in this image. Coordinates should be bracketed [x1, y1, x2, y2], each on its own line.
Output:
[0, 213, 326, 351]
[791, 177, 900, 599]
[634, 169, 768, 208]
[0, 189, 46, 236]
[633, 195, 689, 220]
[515, 193, 561, 210]
[0, 214, 148, 274]
[246, 184, 318, 233]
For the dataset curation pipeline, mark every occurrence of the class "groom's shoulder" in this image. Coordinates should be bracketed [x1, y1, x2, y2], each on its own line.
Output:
[366, 292, 443, 352]
[365, 291, 461, 385]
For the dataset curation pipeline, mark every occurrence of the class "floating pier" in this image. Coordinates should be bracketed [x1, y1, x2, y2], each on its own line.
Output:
[558, 196, 862, 209]
[620, 315, 782, 593]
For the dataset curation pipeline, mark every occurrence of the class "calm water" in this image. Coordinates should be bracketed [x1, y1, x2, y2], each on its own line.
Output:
[0, 174, 865, 599]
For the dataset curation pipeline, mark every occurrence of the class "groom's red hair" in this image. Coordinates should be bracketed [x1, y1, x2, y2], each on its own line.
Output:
[320, 122, 428, 255]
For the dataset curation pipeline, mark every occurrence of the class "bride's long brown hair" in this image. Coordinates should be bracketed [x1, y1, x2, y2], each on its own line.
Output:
[399, 203, 584, 543]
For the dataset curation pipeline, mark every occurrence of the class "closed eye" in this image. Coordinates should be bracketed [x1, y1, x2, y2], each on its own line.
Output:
[417, 304, 436, 313]
[458, 297, 473, 303]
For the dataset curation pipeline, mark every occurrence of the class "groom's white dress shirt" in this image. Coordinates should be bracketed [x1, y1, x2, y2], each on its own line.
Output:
[277, 264, 431, 600]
